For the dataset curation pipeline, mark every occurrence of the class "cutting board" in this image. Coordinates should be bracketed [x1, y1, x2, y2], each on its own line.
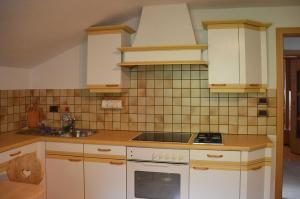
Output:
[27, 104, 42, 128]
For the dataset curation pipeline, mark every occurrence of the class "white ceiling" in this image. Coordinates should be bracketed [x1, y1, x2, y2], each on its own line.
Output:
[1, 0, 300, 68]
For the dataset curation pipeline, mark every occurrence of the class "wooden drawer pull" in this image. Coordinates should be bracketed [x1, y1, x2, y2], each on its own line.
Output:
[251, 166, 263, 170]
[211, 84, 226, 87]
[193, 167, 209, 170]
[68, 158, 82, 162]
[97, 148, 111, 152]
[110, 161, 124, 165]
[9, 151, 21, 157]
[207, 154, 223, 158]
[105, 84, 119, 88]
[249, 84, 259, 87]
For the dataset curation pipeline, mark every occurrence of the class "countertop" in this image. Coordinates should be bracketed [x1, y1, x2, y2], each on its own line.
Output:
[0, 129, 273, 153]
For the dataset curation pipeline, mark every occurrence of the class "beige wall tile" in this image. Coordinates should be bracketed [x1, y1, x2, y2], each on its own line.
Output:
[164, 115, 173, 123]
[173, 115, 181, 124]
[229, 107, 238, 116]
[200, 116, 209, 124]
[238, 107, 247, 116]
[248, 117, 257, 125]
[182, 115, 191, 124]
[219, 116, 228, 125]
[210, 107, 218, 116]
[229, 125, 238, 134]
[164, 106, 172, 114]
[219, 107, 228, 115]
[199, 125, 208, 131]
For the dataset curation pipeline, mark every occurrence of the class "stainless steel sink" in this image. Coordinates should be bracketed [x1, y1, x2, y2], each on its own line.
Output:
[17, 128, 96, 138]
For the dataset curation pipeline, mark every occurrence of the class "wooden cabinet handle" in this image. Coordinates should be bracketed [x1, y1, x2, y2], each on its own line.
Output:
[105, 84, 119, 87]
[251, 166, 263, 170]
[207, 154, 223, 158]
[110, 161, 124, 165]
[9, 151, 21, 157]
[193, 167, 209, 170]
[68, 158, 82, 162]
[211, 84, 226, 87]
[249, 84, 259, 87]
[97, 148, 111, 152]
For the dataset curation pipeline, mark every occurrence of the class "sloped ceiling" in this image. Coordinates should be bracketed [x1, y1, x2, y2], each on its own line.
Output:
[0, 0, 300, 68]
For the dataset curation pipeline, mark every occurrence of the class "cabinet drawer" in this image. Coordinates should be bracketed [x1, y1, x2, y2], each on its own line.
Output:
[84, 144, 126, 159]
[0, 143, 37, 164]
[190, 150, 240, 162]
[241, 148, 271, 162]
[46, 142, 83, 156]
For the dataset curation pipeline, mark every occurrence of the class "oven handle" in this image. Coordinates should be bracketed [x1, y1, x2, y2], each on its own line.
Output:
[142, 162, 171, 167]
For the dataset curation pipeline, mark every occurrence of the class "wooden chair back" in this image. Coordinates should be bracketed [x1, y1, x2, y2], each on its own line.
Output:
[6, 152, 43, 185]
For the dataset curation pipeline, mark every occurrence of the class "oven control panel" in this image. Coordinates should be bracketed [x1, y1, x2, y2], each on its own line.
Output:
[127, 147, 189, 163]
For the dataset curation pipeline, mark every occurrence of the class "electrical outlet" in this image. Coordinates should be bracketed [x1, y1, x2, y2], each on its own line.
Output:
[258, 109, 268, 117]
[101, 100, 122, 109]
[258, 98, 268, 105]
[50, 105, 59, 113]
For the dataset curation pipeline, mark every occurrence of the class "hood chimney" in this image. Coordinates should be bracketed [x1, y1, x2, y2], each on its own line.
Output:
[133, 4, 196, 46]
[118, 3, 208, 67]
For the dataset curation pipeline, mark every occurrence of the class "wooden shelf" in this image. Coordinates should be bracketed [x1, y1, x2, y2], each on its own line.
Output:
[118, 60, 208, 67]
[118, 45, 208, 52]
[89, 88, 128, 93]
[209, 84, 267, 93]
[86, 25, 135, 35]
[202, 20, 272, 31]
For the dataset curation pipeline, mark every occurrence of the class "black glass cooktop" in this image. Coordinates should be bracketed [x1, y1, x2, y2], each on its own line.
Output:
[132, 132, 191, 143]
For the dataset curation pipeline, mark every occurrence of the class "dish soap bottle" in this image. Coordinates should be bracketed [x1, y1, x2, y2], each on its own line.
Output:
[61, 106, 74, 132]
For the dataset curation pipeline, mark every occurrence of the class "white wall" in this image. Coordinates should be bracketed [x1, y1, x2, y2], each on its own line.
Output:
[30, 43, 87, 89]
[1, 6, 300, 90]
[0, 66, 31, 90]
[189, 6, 300, 89]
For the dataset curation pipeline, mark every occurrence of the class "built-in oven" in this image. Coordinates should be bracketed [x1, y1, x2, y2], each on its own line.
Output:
[127, 147, 189, 199]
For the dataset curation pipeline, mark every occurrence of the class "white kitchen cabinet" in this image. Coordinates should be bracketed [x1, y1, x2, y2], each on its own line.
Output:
[190, 167, 240, 199]
[46, 155, 84, 199]
[203, 20, 270, 92]
[190, 149, 241, 199]
[84, 158, 126, 199]
[86, 25, 135, 93]
[84, 144, 126, 199]
[46, 142, 84, 199]
[240, 148, 272, 199]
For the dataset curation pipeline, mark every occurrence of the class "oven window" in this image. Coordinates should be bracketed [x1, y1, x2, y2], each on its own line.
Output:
[134, 171, 180, 199]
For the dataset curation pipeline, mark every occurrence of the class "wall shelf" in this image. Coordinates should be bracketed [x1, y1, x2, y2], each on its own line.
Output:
[118, 45, 208, 52]
[118, 60, 208, 67]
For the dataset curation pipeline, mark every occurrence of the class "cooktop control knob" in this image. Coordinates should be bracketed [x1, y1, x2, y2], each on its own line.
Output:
[172, 154, 177, 161]
[159, 153, 164, 160]
[164, 153, 170, 160]
[178, 154, 184, 161]
[152, 153, 158, 160]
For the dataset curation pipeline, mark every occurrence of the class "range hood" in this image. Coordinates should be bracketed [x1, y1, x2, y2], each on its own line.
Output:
[119, 4, 208, 67]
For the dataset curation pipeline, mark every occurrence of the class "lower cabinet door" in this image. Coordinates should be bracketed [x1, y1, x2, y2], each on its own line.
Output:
[190, 168, 240, 199]
[84, 158, 126, 199]
[240, 166, 271, 199]
[46, 156, 84, 199]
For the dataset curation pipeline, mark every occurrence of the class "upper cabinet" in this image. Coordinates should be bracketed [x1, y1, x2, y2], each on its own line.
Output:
[86, 25, 135, 93]
[203, 20, 271, 92]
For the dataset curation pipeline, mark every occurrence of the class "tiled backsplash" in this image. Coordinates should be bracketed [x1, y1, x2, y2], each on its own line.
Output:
[0, 64, 276, 135]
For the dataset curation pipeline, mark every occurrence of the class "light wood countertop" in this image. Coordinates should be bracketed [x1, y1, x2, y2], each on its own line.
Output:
[0, 130, 273, 153]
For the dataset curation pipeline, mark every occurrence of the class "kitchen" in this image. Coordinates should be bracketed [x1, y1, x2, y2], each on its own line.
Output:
[0, 1, 300, 199]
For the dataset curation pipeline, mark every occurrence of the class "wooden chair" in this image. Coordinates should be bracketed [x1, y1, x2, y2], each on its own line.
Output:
[0, 152, 45, 199]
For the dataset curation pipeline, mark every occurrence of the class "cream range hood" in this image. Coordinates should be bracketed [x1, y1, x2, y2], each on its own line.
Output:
[118, 4, 208, 67]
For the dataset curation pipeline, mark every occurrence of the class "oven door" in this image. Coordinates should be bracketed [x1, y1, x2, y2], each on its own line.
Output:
[127, 160, 189, 199]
